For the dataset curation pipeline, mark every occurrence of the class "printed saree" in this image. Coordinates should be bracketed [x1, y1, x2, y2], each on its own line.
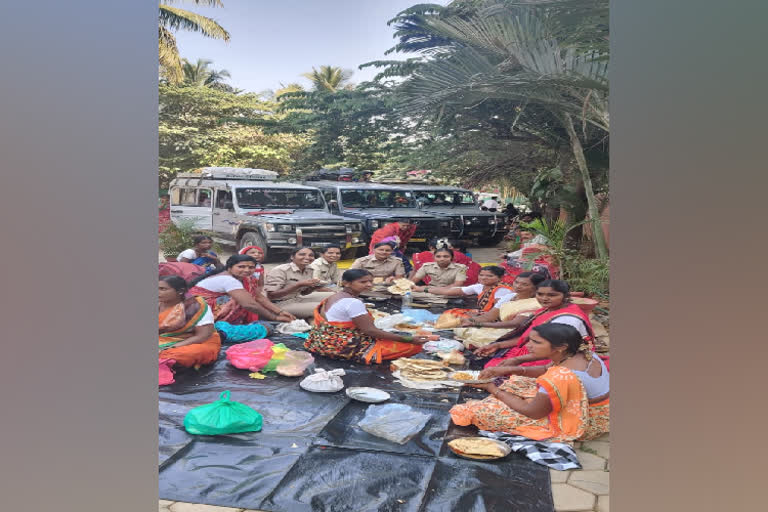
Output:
[305, 300, 421, 364]
[158, 297, 221, 368]
[189, 278, 257, 325]
[450, 366, 609, 443]
[443, 284, 515, 319]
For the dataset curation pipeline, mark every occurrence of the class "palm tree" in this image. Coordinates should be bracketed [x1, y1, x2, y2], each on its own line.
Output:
[181, 58, 231, 87]
[160, 0, 230, 84]
[389, 0, 610, 257]
[301, 66, 354, 92]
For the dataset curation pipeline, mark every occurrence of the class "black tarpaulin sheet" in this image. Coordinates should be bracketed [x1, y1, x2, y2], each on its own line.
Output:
[159, 305, 553, 512]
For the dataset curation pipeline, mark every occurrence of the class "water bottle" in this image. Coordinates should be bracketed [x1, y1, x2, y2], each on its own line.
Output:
[402, 291, 413, 309]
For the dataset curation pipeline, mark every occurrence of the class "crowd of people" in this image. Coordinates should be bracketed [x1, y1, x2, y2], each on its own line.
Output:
[158, 211, 608, 445]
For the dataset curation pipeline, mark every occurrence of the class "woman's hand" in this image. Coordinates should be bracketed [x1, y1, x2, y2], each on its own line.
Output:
[469, 382, 497, 393]
[411, 335, 432, 344]
[411, 285, 426, 292]
[461, 317, 482, 327]
[474, 344, 500, 357]
[275, 311, 296, 323]
[384, 276, 396, 284]
[497, 357, 521, 367]
[478, 366, 510, 380]
[299, 278, 322, 288]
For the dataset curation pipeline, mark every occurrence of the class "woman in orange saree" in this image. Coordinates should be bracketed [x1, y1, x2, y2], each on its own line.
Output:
[158, 276, 221, 369]
[414, 266, 514, 318]
[450, 323, 609, 443]
[304, 269, 430, 364]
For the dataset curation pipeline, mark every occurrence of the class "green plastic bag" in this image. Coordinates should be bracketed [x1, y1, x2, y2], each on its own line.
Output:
[183, 390, 263, 435]
[260, 343, 289, 373]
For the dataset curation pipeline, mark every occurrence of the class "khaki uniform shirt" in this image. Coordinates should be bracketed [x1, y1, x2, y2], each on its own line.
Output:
[349, 254, 405, 278]
[412, 262, 468, 286]
[264, 262, 314, 301]
[309, 257, 340, 287]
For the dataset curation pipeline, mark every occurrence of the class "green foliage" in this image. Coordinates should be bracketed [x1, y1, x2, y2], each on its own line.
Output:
[159, 218, 223, 259]
[159, 85, 310, 187]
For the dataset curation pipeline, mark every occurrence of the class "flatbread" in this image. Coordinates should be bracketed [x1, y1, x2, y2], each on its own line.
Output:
[388, 278, 415, 295]
[448, 438, 507, 458]
[435, 312, 462, 329]
[390, 358, 451, 381]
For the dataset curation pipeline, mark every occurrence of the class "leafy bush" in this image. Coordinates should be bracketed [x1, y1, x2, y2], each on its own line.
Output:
[159, 219, 220, 259]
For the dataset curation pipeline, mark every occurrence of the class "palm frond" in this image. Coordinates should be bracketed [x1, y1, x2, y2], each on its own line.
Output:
[159, 5, 230, 41]
[159, 26, 183, 83]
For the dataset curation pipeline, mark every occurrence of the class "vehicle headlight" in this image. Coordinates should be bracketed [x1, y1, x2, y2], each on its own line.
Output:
[489, 218, 497, 225]
[345, 224, 353, 233]
[264, 223, 275, 232]
[370, 220, 379, 228]
[277, 225, 294, 233]
[351, 237, 361, 244]
[464, 219, 473, 225]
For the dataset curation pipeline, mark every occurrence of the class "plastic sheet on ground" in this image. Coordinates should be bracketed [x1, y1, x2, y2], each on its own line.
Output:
[159, 298, 553, 511]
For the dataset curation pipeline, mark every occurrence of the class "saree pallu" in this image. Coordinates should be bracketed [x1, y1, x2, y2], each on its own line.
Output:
[189, 282, 254, 325]
[450, 368, 609, 443]
[444, 284, 515, 319]
[304, 302, 421, 364]
[158, 297, 221, 368]
[484, 304, 595, 369]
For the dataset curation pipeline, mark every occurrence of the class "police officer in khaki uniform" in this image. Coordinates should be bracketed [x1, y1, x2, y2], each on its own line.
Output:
[349, 242, 405, 283]
[265, 247, 336, 319]
[410, 248, 468, 287]
[309, 245, 342, 289]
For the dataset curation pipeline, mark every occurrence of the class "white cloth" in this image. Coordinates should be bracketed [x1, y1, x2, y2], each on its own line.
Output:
[325, 298, 369, 322]
[549, 314, 588, 337]
[194, 274, 244, 293]
[460, 284, 514, 306]
[177, 249, 197, 260]
[492, 292, 518, 308]
[196, 306, 214, 326]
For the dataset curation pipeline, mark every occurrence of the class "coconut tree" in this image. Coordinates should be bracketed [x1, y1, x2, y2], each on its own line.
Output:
[181, 58, 231, 88]
[159, 1, 230, 84]
[388, 0, 610, 257]
[301, 66, 354, 93]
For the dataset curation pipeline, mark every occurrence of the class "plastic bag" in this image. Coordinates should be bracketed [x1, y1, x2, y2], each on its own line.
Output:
[276, 350, 315, 377]
[261, 343, 289, 373]
[374, 313, 408, 330]
[225, 339, 274, 372]
[159, 358, 176, 386]
[183, 390, 263, 436]
[358, 403, 431, 445]
[402, 309, 439, 324]
[214, 321, 268, 343]
[275, 319, 311, 334]
[299, 368, 345, 393]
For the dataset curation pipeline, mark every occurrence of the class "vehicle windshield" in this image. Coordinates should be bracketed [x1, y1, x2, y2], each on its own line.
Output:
[235, 188, 325, 209]
[414, 190, 476, 206]
[340, 189, 415, 208]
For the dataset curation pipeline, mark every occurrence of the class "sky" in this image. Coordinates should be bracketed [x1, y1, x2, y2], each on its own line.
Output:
[173, 0, 450, 94]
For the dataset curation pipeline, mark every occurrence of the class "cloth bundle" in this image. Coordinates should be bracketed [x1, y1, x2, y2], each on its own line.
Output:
[478, 431, 582, 471]
[275, 319, 312, 334]
[299, 368, 346, 393]
[214, 321, 268, 343]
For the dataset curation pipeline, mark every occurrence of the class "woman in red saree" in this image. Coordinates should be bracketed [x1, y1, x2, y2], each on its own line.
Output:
[368, 221, 418, 253]
[188, 255, 294, 325]
[237, 245, 268, 322]
[474, 280, 606, 371]
[450, 322, 609, 442]
[158, 276, 221, 368]
[411, 238, 481, 285]
[304, 269, 430, 364]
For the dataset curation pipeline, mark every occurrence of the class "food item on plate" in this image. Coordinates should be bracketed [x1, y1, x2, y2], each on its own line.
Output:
[450, 372, 474, 381]
[436, 350, 465, 365]
[435, 312, 462, 329]
[394, 322, 420, 331]
[388, 278, 415, 295]
[448, 438, 507, 458]
[373, 277, 385, 285]
[390, 358, 451, 381]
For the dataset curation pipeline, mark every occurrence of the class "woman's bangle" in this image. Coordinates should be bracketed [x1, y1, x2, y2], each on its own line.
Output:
[424, 287, 429, 293]
[403, 334, 414, 342]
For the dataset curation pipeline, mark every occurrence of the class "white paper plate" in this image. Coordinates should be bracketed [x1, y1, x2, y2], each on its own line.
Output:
[422, 339, 464, 353]
[345, 387, 391, 403]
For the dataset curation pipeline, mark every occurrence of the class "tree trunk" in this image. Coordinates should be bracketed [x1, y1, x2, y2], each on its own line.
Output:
[561, 112, 608, 259]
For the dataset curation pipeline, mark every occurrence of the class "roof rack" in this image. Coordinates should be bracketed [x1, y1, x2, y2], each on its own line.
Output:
[376, 178, 436, 185]
[178, 167, 279, 181]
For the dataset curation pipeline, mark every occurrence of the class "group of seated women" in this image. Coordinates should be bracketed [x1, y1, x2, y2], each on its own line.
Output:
[161, 237, 608, 444]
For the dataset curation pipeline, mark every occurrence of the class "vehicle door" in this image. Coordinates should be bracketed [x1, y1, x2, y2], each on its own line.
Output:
[169, 186, 213, 230]
[212, 187, 238, 244]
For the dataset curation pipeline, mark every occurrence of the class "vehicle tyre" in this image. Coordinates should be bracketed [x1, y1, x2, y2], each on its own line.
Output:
[238, 231, 268, 260]
[478, 233, 506, 247]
